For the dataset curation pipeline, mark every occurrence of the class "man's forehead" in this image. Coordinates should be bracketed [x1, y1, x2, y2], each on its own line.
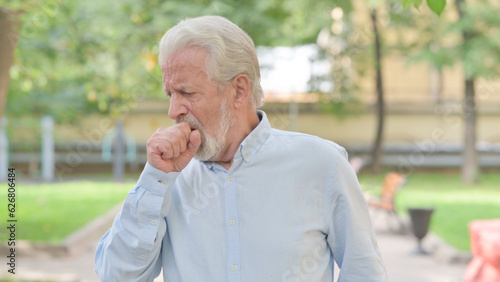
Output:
[161, 48, 208, 72]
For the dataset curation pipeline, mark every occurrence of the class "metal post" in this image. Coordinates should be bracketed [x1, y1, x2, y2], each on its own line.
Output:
[41, 116, 55, 182]
[289, 98, 299, 132]
[0, 117, 8, 181]
[113, 119, 125, 181]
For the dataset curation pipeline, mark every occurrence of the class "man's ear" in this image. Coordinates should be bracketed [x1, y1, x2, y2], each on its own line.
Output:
[232, 74, 251, 109]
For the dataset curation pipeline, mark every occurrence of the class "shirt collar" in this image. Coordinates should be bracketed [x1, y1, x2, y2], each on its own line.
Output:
[202, 110, 271, 168]
[236, 110, 270, 163]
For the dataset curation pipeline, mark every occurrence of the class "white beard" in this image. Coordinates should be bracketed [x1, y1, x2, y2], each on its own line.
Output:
[175, 99, 234, 161]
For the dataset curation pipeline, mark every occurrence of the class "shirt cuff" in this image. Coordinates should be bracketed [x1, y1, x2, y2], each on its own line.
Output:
[137, 162, 180, 196]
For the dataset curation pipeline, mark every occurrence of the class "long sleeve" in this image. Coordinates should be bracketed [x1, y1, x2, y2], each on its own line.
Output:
[326, 149, 388, 281]
[95, 163, 179, 281]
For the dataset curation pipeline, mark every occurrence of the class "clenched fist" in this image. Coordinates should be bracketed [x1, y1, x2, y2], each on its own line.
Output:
[146, 122, 201, 173]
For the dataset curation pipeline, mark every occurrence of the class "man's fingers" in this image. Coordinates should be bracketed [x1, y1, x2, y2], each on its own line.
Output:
[177, 135, 188, 155]
[176, 122, 192, 141]
[187, 130, 201, 153]
[160, 142, 174, 160]
[146, 123, 201, 173]
[169, 136, 181, 158]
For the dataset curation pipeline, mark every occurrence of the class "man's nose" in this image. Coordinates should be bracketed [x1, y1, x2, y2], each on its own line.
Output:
[168, 93, 188, 120]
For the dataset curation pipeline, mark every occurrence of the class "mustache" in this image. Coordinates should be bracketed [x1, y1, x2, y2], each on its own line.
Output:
[175, 115, 205, 134]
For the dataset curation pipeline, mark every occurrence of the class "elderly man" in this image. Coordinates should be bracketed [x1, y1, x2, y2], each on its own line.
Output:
[95, 16, 387, 281]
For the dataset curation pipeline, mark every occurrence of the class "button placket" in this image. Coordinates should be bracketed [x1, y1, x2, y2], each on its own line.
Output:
[224, 169, 240, 281]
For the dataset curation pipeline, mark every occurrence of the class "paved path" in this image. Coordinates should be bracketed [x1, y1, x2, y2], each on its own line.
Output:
[378, 232, 466, 282]
[3, 212, 469, 282]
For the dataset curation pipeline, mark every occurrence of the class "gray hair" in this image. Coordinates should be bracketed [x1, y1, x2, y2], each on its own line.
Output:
[159, 15, 264, 108]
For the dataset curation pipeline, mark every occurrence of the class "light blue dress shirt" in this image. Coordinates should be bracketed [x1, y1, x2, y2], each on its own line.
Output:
[95, 111, 388, 282]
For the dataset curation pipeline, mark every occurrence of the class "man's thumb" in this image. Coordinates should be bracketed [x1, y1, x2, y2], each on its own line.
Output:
[187, 130, 201, 154]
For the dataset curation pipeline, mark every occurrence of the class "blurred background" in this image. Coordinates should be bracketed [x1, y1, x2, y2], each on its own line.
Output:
[0, 0, 499, 281]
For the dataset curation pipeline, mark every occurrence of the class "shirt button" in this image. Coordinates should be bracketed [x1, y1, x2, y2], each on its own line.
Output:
[160, 180, 167, 185]
[244, 154, 250, 160]
[229, 219, 236, 226]
[151, 220, 157, 226]
[227, 175, 233, 181]
[231, 265, 238, 271]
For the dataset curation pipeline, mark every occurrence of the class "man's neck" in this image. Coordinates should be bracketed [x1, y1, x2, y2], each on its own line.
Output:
[215, 111, 260, 170]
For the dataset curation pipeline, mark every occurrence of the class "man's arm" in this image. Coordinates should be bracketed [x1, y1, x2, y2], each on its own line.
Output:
[95, 164, 178, 281]
[95, 123, 201, 281]
[326, 148, 388, 281]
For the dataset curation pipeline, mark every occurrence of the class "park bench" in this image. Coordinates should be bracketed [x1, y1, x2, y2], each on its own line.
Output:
[366, 172, 406, 232]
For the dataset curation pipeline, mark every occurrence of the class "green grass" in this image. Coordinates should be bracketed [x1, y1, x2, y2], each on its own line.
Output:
[1, 172, 499, 250]
[0, 181, 133, 243]
[358, 172, 500, 251]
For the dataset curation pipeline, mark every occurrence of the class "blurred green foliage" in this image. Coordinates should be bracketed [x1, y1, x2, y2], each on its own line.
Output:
[312, 0, 416, 116]
[403, 0, 446, 15]
[3, 0, 335, 123]
[314, 0, 500, 112]
[4, 0, 500, 124]
[408, 0, 500, 80]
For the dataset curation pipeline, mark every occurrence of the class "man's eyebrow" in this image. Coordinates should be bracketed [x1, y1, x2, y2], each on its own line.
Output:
[162, 86, 170, 95]
[163, 84, 189, 95]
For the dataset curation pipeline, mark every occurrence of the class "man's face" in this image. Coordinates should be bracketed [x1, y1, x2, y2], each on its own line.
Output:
[162, 48, 234, 161]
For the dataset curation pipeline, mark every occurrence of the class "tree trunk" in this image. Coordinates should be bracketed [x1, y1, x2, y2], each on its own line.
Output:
[462, 78, 478, 183]
[456, 0, 479, 184]
[370, 8, 385, 173]
[0, 7, 20, 118]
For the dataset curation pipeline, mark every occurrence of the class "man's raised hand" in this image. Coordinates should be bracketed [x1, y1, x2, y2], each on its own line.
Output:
[146, 122, 201, 173]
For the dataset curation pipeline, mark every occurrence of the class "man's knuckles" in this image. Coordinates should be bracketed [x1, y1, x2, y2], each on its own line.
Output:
[149, 127, 190, 145]
[148, 136, 191, 160]
[157, 126, 190, 141]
